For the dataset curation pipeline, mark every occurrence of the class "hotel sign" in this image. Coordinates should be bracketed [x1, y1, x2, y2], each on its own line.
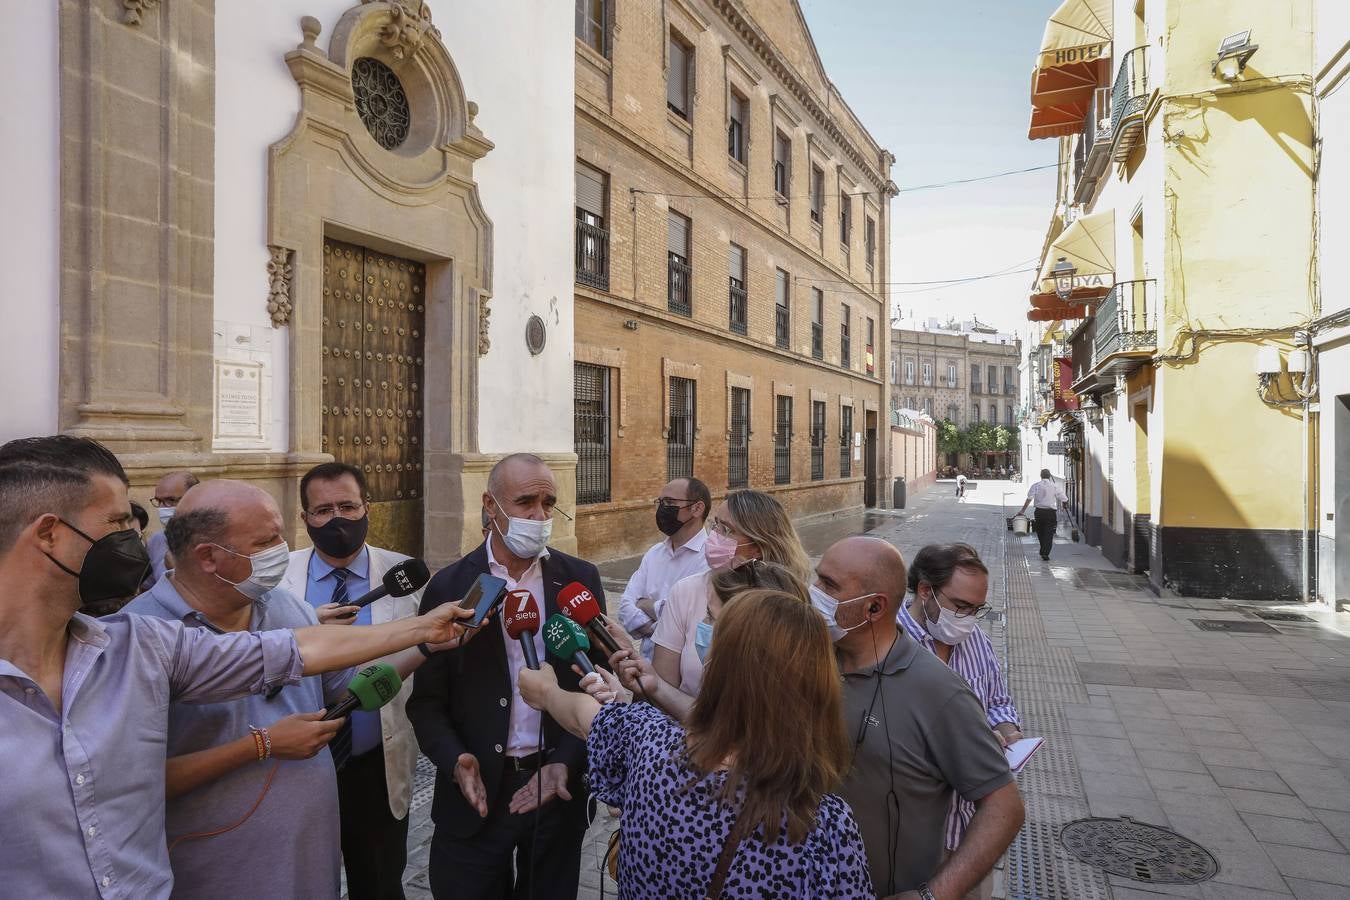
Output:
[1041, 43, 1107, 69]
[1052, 356, 1079, 411]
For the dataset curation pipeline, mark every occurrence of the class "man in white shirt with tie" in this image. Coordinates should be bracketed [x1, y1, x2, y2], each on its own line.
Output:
[617, 476, 710, 658]
[1017, 469, 1069, 561]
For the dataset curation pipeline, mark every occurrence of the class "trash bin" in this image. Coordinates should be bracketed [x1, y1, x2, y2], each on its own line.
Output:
[892, 475, 906, 509]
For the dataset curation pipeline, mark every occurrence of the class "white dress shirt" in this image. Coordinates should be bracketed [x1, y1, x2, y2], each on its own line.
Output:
[1028, 478, 1069, 509]
[618, 528, 709, 658]
[486, 538, 548, 758]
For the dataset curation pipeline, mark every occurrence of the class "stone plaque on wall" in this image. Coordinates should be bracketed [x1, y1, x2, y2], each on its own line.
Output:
[214, 360, 265, 444]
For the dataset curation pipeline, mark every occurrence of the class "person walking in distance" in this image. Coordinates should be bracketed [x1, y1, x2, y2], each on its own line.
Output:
[955, 473, 967, 503]
[1016, 469, 1068, 561]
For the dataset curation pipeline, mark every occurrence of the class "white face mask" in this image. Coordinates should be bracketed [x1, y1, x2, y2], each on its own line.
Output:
[490, 495, 552, 559]
[923, 591, 981, 645]
[809, 584, 876, 642]
[157, 507, 175, 526]
[213, 541, 291, 601]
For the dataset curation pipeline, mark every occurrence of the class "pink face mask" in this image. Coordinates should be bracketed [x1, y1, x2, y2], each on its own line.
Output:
[704, 529, 754, 570]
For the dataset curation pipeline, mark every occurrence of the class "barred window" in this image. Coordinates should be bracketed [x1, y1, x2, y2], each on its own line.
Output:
[774, 395, 792, 485]
[810, 400, 825, 481]
[840, 405, 853, 477]
[668, 376, 696, 480]
[728, 387, 750, 488]
[574, 363, 611, 504]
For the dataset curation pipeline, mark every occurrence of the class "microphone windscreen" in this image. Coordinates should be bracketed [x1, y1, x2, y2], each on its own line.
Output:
[347, 662, 403, 712]
[542, 613, 590, 661]
[504, 589, 541, 640]
[383, 559, 431, 597]
[557, 582, 602, 625]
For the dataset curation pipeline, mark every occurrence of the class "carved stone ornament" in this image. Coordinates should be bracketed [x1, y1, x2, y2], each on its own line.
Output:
[477, 296, 491, 356]
[121, 0, 160, 25]
[266, 246, 295, 327]
[361, 0, 441, 61]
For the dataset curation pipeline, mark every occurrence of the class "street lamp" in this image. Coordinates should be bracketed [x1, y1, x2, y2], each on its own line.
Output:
[1052, 257, 1077, 301]
[1212, 30, 1258, 82]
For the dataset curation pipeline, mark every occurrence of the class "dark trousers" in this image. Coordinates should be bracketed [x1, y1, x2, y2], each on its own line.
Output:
[338, 748, 410, 900]
[1034, 508, 1058, 559]
[428, 764, 585, 900]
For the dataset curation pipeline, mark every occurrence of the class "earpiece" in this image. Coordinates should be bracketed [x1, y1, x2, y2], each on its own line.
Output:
[868, 601, 881, 614]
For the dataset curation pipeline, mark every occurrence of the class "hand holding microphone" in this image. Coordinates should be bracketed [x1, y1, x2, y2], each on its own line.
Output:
[333, 559, 432, 619]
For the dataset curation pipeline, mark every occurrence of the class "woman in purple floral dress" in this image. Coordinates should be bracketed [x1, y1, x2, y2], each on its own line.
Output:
[519, 589, 875, 899]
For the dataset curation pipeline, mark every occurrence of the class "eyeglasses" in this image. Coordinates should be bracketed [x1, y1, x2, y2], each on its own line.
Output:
[709, 518, 739, 537]
[150, 496, 182, 508]
[654, 497, 694, 509]
[934, 587, 990, 619]
[306, 501, 365, 520]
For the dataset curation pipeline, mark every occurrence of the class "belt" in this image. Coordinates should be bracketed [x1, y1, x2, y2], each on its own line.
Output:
[506, 751, 543, 772]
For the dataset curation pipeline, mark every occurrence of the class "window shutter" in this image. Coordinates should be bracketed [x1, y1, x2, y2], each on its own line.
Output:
[668, 39, 689, 112]
[667, 212, 689, 257]
[728, 243, 745, 279]
[576, 163, 605, 217]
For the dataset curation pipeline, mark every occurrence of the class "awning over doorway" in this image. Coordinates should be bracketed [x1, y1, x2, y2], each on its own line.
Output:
[1028, 303, 1089, 322]
[1028, 0, 1112, 140]
[1031, 209, 1114, 305]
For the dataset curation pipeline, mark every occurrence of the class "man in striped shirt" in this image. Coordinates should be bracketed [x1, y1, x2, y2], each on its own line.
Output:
[899, 543, 1021, 900]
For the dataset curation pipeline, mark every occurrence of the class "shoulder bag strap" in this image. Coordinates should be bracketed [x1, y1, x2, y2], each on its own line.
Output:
[706, 816, 741, 899]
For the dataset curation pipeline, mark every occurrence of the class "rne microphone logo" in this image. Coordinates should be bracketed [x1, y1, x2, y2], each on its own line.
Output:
[563, 589, 594, 610]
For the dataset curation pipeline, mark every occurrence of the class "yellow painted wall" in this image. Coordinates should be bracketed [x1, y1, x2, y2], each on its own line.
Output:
[1154, 0, 1315, 531]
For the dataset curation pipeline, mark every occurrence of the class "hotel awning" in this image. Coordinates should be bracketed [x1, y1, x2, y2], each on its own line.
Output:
[1028, 302, 1090, 321]
[1033, 209, 1114, 302]
[1028, 0, 1112, 140]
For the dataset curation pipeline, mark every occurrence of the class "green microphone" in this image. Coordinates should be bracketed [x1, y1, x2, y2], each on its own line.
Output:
[322, 661, 402, 720]
[542, 614, 595, 676]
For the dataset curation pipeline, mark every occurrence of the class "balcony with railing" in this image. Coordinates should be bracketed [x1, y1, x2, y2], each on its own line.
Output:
[729, 281, 748, 335]
[775, 305, 790, 349]
[1072, 86, 1113, 205]
[1110, 47, 1148, 162]
[575, 219, 610, 291]
[1093, 279, 1157, 375]
[811, 322, 823, 359]
[971, 382, 982, 395]
[1070, 314, 1099, 392]
[668, 254, 691, 316]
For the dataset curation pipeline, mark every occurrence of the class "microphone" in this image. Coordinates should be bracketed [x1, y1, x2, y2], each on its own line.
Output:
[503, 589, 542, 670]
[542, 614, 594, 676]
[336, 558, 431, 617]
[557, 581, 622, 658]
[322, 662, 403, 721]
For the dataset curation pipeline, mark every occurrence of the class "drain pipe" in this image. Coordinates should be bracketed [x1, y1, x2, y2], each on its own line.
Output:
[1294, 330, 1316, 605]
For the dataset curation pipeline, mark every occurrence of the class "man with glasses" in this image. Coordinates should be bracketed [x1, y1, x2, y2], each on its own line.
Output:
[898, 543, 1021, 900]
[147, 469, 199, 582]
[617, 477, 711, 659]
[280, 461, 430, 899]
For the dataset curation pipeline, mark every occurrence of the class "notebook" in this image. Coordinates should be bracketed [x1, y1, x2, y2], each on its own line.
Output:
[1006, 737, 1044, 773]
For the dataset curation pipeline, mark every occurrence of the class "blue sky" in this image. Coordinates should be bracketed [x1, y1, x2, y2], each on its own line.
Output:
[798, 0, 1061, 336]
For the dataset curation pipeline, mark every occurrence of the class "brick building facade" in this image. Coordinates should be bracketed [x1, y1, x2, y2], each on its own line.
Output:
[572, 0, 895, 561]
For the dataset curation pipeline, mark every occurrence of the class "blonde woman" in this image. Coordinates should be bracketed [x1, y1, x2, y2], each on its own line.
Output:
[652, 489, 811, 696]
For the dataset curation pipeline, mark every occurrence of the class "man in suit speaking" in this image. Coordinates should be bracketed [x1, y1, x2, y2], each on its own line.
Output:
[282, 462, 430, 899]
[407, 453, 604, 899]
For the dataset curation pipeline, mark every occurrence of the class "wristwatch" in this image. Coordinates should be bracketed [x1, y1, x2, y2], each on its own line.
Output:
[917, 884, 937, 900]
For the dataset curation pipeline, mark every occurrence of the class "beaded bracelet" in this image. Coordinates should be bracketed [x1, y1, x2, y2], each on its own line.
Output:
[248, 725, 272, 761]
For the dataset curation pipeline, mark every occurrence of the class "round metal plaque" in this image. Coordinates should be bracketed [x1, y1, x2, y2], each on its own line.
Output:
[1059, 817, 1218, 884]
[525, 315, 547, 355]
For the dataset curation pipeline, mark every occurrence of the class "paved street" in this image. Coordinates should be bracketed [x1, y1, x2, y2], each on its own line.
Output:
[389, 480, 1350, 899]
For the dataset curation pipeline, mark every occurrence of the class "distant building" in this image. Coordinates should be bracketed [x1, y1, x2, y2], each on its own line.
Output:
[889, 318, 1022, 429]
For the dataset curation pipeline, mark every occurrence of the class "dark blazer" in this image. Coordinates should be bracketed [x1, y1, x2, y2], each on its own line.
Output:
[406, 541, 606, 838]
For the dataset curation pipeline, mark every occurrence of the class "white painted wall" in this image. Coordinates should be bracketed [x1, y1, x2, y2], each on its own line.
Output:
[214, 0, 575, 455]
[1315, 2, 1350, 601]
[0, 3, 59, 441]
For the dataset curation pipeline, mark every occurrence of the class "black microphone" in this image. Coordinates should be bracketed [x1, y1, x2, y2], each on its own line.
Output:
[336, 559, 431, 618]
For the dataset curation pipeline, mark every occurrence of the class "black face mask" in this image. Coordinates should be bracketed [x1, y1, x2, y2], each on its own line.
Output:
[307, 513, 369, 559]
[655, 503, 686, 537]
[46, 520, 151, 607]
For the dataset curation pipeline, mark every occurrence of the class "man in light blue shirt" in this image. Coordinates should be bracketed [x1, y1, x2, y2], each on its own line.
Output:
[0, 436, 474, 899]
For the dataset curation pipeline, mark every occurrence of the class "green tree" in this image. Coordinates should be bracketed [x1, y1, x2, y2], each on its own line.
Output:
[936, 419, 964, 457]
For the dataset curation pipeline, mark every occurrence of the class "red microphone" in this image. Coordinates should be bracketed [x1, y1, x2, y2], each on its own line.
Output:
[503, 589, 541, 670]
[557, 582, 622, 658]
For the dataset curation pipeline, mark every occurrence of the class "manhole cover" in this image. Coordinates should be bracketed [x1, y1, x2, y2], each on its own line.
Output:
[1250, 610, 1316, 623]
[1060, 817, 1218, 884]
[1192, 619, 1279, 634]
